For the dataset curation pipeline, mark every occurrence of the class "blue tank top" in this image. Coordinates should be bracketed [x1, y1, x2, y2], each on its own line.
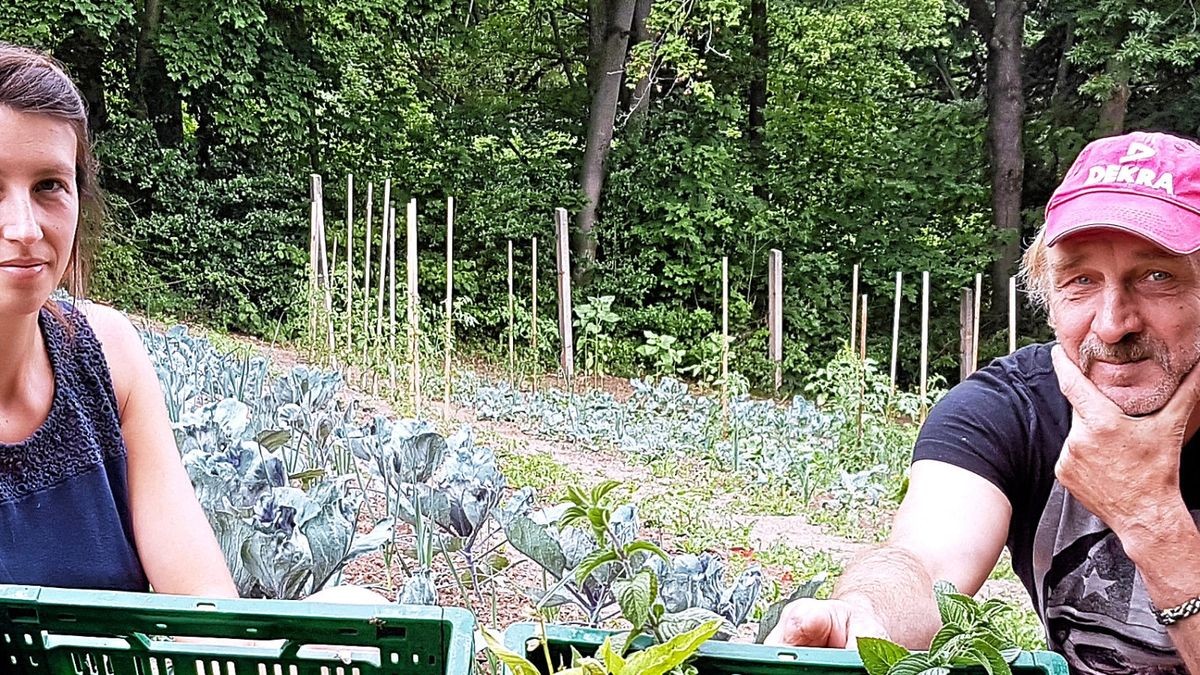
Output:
[0, 303, 148, 590]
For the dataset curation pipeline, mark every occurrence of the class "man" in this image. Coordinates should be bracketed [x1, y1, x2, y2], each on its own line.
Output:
[766, 131, 1200, 674]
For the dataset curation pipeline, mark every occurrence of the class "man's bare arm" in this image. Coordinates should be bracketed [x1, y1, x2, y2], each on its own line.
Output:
[768, 460, 1011, 649]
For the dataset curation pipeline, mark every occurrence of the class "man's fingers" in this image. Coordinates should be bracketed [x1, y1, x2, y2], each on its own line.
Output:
[1051, 345, 1118, 418]
[1161, 357, 1200, 420]
[763, 599, 843, 648]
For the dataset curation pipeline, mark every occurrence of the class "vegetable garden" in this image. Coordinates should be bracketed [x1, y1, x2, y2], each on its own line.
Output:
[134, 314, 1049, 674]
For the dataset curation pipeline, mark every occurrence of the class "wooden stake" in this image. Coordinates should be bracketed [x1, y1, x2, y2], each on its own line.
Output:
[389, 204, 397, 390]
[972, 273, 982, 371]
[373, 189, 389, 396]
[507, 239, 515, 381]
[308, 175, 320, 346]
[768, 249, 783, 395]
[919, 271, 930, 422]
[345, 173, 354, 355]
[532, 236, 539, 373]
[407, 198, 420, 415]
[890, 271, 902, 392]
[1009, 275, 1018, 354]
[555, 209, 575, 382]
[721, 256, 730, 427]
[362, 181, 374, 367]
[314, 175, 335, 358]
[444, 197, 454, 418]
[960, 287, 975, 381]
[859, 294, 868, 362]
[850, 263, 860, 352]
[857, 293, 867, 443]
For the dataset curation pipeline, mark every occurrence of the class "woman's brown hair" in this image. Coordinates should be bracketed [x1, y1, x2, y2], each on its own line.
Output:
[0, 43, 102, 316]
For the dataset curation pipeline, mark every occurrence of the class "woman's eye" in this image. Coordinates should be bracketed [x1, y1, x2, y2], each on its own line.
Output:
[1147, 270, 1172, 282]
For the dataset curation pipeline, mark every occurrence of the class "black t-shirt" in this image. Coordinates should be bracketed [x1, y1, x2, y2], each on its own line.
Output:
[913, 342, 1199, 674]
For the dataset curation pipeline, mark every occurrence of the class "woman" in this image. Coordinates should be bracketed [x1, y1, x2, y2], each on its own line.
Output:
[0, 43, 237, 597]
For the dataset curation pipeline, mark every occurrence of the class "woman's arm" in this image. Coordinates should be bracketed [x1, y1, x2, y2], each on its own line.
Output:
[86, 304, 238, 597]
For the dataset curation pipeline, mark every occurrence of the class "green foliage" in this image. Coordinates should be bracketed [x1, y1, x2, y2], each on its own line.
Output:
[636, 331, 686, 375]
[575, 296, 622, 377]
[857, 582, 1026, 675]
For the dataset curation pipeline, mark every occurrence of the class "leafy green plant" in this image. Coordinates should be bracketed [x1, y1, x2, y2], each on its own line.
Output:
[680, 333, 731, 385]
[857, 582, 1024, 675]
[575, 296, 621, 377]
[636, 331, 686, 375]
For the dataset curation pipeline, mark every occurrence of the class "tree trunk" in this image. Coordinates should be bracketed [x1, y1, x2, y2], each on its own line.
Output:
[134, 0, 183, 147]
[965, 0, 1025, 316]
[1095, 58, 1130, 137]
[748, 0, 768, 199]
[623, 0, 653, 133]
[574, 0, 638, 285]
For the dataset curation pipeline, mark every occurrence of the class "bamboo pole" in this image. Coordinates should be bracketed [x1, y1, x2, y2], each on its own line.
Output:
[1009, 275, 1018, 354]
[506, 239, 516, 381]
[555, 208, 575, 382]
[850, 263, 860, 352]
[890, 271, 902, 392]
[972, 273, 982, 371]
[345, 173, 354, 355]
[919, 271, 930, 423]
[407, 198, 420, 415]
[362, 182, 374, 367]
[768, 249, 783, 395]
[444, 197, 455, 418]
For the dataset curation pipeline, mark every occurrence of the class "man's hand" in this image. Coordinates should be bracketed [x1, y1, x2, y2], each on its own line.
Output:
[763, 597, 889, 649]
[1050, 345, 1200, 539]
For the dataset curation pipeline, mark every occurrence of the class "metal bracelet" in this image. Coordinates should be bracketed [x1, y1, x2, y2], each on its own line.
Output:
[1153, 596, 1200, 626]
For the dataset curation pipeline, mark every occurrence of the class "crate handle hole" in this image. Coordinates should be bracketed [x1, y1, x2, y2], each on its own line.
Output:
[375, 626, 406, 639]
[775, 653, 798, 661]
[245, 628, 258, 635]
[57, 614, 77, 622]
[8, 608, 37, 623]
[194, 602, 218, 611]
[338, 628, 358, 636]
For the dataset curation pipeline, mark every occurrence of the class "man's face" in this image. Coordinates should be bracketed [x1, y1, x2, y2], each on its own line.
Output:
[1047, 230, 1200, 415]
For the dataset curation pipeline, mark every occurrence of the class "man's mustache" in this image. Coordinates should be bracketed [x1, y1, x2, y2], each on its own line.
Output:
[1078, 335, 1169, 373]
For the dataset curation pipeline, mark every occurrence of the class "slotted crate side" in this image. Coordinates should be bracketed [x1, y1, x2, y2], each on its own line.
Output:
[0, 585, 474, 675]
[503, 623, 1070, 675]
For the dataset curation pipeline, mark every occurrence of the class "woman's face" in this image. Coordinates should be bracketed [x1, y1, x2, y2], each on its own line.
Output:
[0, 105, 78, 317]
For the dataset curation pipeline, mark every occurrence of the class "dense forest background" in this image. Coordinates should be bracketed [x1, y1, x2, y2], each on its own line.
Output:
[3, 0, 1198, 390]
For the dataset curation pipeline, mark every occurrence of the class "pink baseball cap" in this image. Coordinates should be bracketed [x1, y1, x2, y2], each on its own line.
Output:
[1044, 131, 1200, 254]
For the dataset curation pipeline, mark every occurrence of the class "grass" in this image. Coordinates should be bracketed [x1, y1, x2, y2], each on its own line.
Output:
[495, 442, 583, 503]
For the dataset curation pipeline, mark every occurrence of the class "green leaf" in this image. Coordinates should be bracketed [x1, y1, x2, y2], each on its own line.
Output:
[624, 540, 670, 562]
[481, 628, 541, 675]
[598, 636, 627, 674]
[503, 514, 568, 577]
[971, 639, 1013, 675]
[590, 479, 622, 504]
[857, 636, 910, 675]
[884, 652, 940, 675]
[622, 618, 720, 675]
[574, 549, 619, 584]
[612, 569, 655, 630]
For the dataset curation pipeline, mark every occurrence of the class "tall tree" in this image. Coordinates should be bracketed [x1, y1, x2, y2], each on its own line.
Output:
[965, 0, 1025, 312]
[574, 0, 638, 284]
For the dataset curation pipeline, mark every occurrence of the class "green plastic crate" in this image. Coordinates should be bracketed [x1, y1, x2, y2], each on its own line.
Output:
[0, 585, 474, 675]
[503, 623, 1069, 674]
